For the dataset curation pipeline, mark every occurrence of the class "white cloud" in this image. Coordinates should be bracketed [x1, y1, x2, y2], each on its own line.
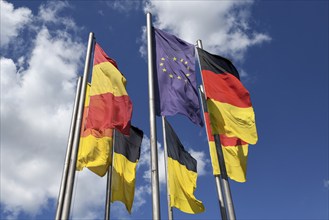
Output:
[0, 1, 215, 218]
[106, 0, 141, 13]
[142, 0, 271, 61]
[0, 1, 85, 219]
[38, 1, 78, 32]
[0, 58, 19, 94]
[70, 171, 107, 219]
[138, 135, 167, 185]
[189, 149, 209, 176]
[133, 135, 154, 211]
[0, 0, 32, 47]
[38, 1, 69, 23]
[133, 185, 151, 210]
[138, 26, 147, 59]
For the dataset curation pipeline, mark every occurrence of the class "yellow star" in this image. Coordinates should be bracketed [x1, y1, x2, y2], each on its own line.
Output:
[161, 57, 165, 61]
[186, 73, 190, 77]
[163, 68, 167, 72]
[180, 58, 184, 62]
[184, 61, 188, 65]
[160, 63, 164, 66]
[169, 74, 173, 78]
[173, 57, 177, 61]
[177, 76, 182, 80]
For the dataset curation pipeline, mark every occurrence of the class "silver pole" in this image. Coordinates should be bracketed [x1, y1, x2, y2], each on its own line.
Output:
[61, 32, 95, 219]
[196, 39, 236, 220]
[196, 40, 227, 220]
[215, 175, 228, 220]
[198, 85, 227, 220]
[104, 130, 115, 220]
[196, 40, 203, 51]
[146, 12, 161, 220]
[55, 76, 82, 220]
[161, 116, 173, 220]
[213, 134, 236, 220]
[104, 168, 112, 220]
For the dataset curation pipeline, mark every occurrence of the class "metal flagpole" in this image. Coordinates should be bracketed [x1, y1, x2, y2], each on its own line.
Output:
[61, 32, 95, 220]
[196, 39, 236, 220]
[196, 40, 227, 220]
[215, 175, 227, 219]
[213, 134, 236, 220]
[198, 85, 227, 220]
[55, 76, 82, 220]
[104, 129, 116, 220]
[161, 116, 173, 220]
[146, 12, 161, 220]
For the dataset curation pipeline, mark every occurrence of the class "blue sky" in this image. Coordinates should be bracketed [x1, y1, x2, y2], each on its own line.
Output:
[0, 0, 328, 219]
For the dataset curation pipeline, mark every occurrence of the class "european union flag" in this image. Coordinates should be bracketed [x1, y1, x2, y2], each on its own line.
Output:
[154, 28, 203, 126]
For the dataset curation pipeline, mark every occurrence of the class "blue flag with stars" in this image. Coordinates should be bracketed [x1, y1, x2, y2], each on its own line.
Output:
[154, 28, 203, 126]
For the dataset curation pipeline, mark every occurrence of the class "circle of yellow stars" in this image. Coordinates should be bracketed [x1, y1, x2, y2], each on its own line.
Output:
[159, 56, 192, 83]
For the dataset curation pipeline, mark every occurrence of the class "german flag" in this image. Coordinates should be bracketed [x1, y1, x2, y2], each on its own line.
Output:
[204, 112, 248, 182]
[197, 48, 258, 145]
[111, 126, 143, 213]
[85, 43, 132, 136]
[76, 84, 113, 177]
[164, 119, 205, 214]
[77, 43, 133, 176]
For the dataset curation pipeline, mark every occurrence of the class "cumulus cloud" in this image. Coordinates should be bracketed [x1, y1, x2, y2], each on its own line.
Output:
[0, 1, 85, 218]
[70, 171, 107, 219]
[0, 2, 153, 217]
[0, 0, 32, 47]
[1, 1, 219, 219]
[142, 0, 271, 61]
[38, 1, 78, 31]
[38, 1, 69, 22]
[189, 149, 209, 176]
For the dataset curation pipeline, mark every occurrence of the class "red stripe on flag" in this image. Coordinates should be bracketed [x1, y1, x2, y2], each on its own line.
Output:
[81, 128, 113, 138]
[86, 92, 132, 135]
[204, 112, 214, 141]
[202, 70, 252, 108]
[220, 134, 248, 146]
[80, 106, 89, 134]
[93, 43, 118, 68]
[205, 112, 247, 146]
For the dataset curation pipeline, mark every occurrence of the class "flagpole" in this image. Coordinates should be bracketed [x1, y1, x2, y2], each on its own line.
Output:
[104, 129, 116, 220]
[146, 12, 161, 220]
[196, 40, 227, 220]
[61, 32, 95, 220]
[161, 116, 173, 220]
[214, 175, 227, 219]
[196, 39, 236, 220]
[198, 85, 227, 220]
[213, 134, 236, 220]
[55, 76, 82, 220]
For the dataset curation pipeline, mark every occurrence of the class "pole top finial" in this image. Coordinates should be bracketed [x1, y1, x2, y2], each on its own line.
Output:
[196, 40, 203, 49]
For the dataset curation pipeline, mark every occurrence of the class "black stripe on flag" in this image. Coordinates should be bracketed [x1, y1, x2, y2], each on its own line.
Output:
[114, 126, 143, 163]
[197, 47, 240, 80]
[164, 119, 197, 173]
